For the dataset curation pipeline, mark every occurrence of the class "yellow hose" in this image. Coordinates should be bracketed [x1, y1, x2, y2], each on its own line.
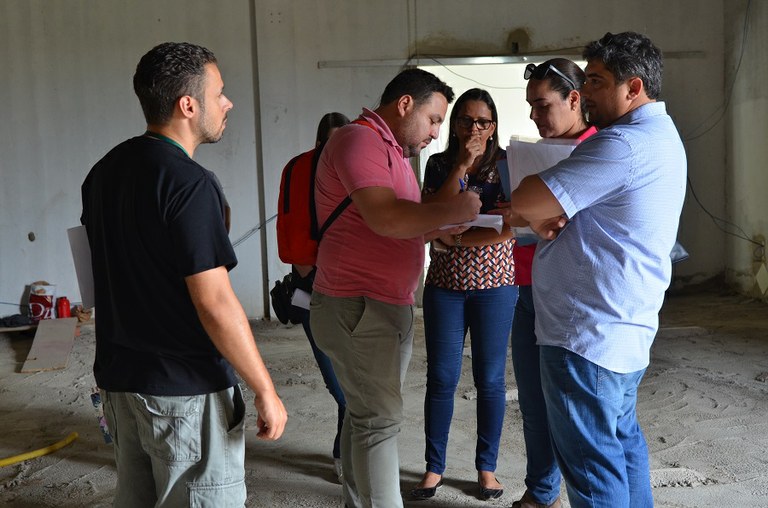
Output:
[0, 432, 79, 467]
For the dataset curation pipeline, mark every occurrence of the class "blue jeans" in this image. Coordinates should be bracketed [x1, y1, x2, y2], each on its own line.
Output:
[510, 285, 561, 505]
[422, 284, 517, 475]
[298, 307, 346, 459]
[540, 346, 653, 508]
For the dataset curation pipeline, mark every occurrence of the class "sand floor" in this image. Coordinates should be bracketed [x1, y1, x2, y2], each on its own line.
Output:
[1, 283, 768, 507]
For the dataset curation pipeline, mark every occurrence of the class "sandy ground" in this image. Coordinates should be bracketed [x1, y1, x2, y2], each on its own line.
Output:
[1, 283, 768, 507]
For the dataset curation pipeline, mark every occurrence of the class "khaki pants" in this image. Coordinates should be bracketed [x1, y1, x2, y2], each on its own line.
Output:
[103, 386, 246, 507]
[310, 292, 414, 508]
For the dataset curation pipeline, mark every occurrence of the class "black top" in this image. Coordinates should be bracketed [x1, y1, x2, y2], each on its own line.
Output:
[423, 148, 508, 213]
[81, 135, 238, 395]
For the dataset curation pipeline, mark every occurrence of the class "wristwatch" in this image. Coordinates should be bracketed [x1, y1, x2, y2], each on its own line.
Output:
[454, 233, 463, 247]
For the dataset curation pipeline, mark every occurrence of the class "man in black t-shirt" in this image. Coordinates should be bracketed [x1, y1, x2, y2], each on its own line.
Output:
[81, 42, 287, 506]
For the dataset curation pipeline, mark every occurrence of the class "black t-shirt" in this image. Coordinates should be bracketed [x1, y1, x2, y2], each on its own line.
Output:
[81, 136, 238, 395]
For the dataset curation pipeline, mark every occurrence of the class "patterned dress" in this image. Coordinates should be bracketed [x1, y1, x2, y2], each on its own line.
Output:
[422, 149, 515, 289]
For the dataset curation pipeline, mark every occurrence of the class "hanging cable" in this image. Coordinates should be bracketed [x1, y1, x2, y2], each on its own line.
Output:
[682, 0, 758, 249]
[232, 214, 277, 249]
[683, 0, 751, 141]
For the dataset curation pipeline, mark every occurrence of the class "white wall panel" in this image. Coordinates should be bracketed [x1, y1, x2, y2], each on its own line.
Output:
[3, 0, 751, 320]
[725, 0, 768, 293]
[0, 0, 262, 315]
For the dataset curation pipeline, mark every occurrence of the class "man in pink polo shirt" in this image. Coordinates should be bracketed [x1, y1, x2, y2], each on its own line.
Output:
[310, 69, 481, 508]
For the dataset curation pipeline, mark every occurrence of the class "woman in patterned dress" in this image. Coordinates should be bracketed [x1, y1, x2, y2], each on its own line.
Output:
[411, 88, 516, 501]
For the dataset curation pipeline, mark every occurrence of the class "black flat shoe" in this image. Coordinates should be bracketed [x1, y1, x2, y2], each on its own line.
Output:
[480, 486, 503, 500]
[479, 479, 504, 500]
[411, 479, 443, 499]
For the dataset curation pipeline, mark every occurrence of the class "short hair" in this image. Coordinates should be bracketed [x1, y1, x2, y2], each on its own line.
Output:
[583, 31, 663, 99]
[445, 88, 500, 171]
[379, 68, 455, 108]
[133, 42, 217, 125]
[315, 112, 351, 145]
[526, 58, 588, 118]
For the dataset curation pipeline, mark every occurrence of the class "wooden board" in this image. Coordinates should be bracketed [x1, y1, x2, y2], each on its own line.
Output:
[21, 318, 78, 373]
[0, 324, 36, 333]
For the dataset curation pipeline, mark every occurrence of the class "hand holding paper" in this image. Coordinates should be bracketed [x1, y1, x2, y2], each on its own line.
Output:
[440, 214, 504, 234]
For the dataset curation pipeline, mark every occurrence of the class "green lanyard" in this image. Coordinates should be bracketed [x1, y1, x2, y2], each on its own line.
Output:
[143, 130, 190, 158]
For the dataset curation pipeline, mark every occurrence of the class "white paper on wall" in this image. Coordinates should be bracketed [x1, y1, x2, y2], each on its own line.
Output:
[67, 225, 95, 309]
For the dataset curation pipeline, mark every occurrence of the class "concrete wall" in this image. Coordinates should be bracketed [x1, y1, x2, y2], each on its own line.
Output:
[0, 0, 263, 315]
[255, 0, 729, 304]
[725, 0, 768, 296]
[0, 0, 736, 319]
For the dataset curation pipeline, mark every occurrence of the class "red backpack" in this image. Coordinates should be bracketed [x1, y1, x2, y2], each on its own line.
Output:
[275, 119, 377, 266]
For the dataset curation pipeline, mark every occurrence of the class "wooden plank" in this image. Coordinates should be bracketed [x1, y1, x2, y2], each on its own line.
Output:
[21, 318, 78, 373]
[0, 324, 36, 333]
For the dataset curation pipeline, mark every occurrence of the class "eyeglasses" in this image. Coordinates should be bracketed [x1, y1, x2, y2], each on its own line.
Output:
[455, 116, 494, 131]
[524, 63, 578, 90]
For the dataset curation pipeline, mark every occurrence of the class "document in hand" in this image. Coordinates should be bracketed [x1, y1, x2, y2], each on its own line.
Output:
[440, 214, 504, 234]
[506, 136, 579, 197]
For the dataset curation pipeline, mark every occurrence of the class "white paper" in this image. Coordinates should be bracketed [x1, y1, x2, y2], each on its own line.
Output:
[440, 214, 504, 234]
[291, 288, 311, 310]
[507, 136, 579, 196]
[67, 225, 95, 309]
[507, 137, 579, 236]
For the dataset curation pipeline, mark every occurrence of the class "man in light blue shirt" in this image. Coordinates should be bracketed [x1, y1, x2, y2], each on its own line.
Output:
[507, 32, 686, 508]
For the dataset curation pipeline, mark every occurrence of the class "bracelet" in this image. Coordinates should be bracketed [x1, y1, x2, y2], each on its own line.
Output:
[454, 233, 463, 247]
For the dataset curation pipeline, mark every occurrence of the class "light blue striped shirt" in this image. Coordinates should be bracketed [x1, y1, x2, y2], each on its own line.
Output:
[533, 102, 686, 373]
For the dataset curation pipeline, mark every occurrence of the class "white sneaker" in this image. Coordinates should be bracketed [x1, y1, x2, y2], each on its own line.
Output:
[333, 458, 343, 483]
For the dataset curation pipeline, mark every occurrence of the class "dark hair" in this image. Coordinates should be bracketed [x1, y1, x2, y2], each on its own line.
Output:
[133, 42, 217, 125]
[583, 31, 663, 99]
[379, 68, 455, 108]
[444, 88, 500, 171]
[315, 112, 350, 145]
[526, 58, 588, 118]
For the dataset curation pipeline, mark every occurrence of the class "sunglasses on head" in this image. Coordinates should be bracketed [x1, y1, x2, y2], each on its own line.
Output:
[524, 63, 578, 90]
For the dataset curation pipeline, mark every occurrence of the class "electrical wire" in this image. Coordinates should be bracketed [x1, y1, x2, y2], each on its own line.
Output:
[421, 57, 524, 90]
[232, 214, 276, 249]
[681, 0, 760, 249]
[686, 175, 761, 247]
[683, 0, 751, 141]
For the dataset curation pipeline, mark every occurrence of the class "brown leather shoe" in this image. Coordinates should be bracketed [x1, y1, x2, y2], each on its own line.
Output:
[510, 490, 561, 508]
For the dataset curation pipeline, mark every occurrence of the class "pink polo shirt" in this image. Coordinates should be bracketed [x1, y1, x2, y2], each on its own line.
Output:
[313, 109, 424, 305]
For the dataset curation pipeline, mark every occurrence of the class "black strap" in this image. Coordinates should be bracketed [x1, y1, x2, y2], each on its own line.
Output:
[310, 141, 353, 241]
[308, 146, 323, 240]
[311, 119, 382, 242]
[317, 197, 352, 241]
[281, 154, 302, 215]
